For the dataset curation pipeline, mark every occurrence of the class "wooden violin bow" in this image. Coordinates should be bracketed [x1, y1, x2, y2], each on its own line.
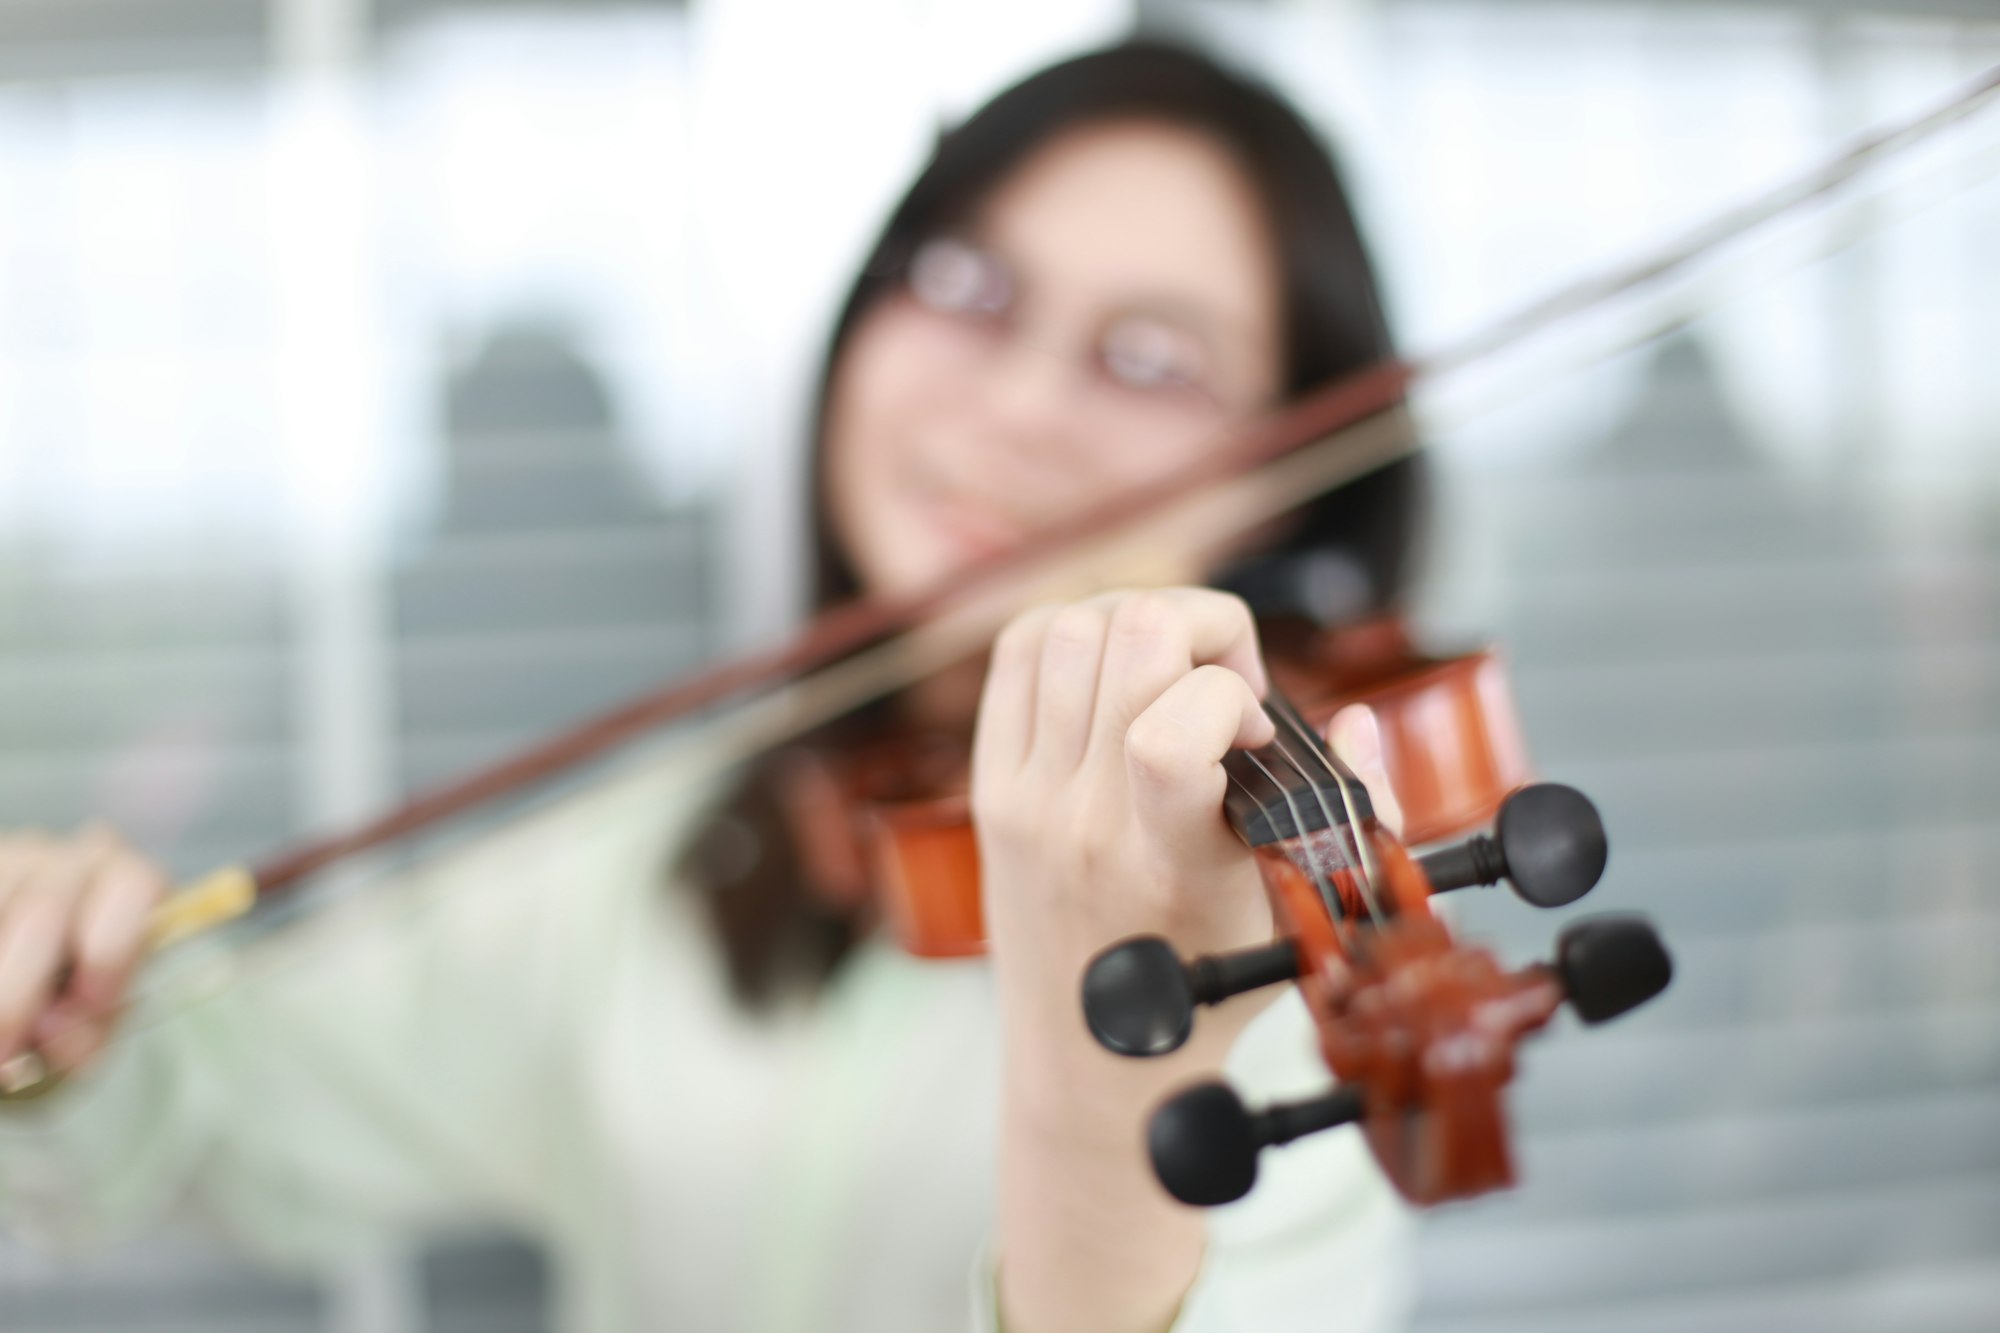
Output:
[2, 59, 1993, 1102]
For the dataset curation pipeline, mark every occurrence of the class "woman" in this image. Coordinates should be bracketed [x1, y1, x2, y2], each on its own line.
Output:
[0, 41, 1422, 1333]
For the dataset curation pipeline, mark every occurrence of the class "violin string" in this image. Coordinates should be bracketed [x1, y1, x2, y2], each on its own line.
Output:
[1219, 761, 1338, 931]
[1262, 699, 1386, 925]
[1238, 744, 1345, 923]
[1271, 695, 1385, 897]
[1221, 763, 1288, 856]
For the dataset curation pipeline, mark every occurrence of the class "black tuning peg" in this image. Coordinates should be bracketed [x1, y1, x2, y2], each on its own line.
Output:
[1418, 782, 1608, 908]
[1553, 913, 1673, 1024]
[1081, 936, 1300, 1057]
[1148, 1080, 1366, 1206]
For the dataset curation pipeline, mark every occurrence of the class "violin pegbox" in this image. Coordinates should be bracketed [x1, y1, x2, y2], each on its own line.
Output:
[1079, 693, 1673, 1208]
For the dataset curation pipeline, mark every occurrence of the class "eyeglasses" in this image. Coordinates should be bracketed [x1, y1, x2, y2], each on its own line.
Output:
[894, 235, 1266, 416]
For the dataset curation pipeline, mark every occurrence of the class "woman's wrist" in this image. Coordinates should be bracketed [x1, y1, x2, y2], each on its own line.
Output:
[996, 1070, 1208, 1333]
[999, 990, 1254, 1145]
[990, 985, 1278, 1333]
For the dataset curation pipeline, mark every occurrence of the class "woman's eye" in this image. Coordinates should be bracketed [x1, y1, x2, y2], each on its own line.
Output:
[907, 238, 1012, 319]
[1098, 315, 1211, 394]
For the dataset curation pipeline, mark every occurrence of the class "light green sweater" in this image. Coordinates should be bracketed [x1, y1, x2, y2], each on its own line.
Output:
[0, 741, 1415, 1332]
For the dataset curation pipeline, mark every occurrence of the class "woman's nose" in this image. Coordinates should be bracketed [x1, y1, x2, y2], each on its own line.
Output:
[970, 336, 1087, 465]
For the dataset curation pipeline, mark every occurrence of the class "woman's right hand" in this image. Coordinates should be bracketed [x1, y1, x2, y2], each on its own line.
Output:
[0, 826, 167, 1080]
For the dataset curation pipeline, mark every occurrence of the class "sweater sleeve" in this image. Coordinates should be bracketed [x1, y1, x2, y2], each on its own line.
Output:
[969, 991, 1418, 1333]
[0, 746, 709, 1267]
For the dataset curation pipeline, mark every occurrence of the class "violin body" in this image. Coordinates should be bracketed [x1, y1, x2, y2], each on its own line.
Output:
[1263, 617, 1532, 848]
[800, 617, 1534, 959]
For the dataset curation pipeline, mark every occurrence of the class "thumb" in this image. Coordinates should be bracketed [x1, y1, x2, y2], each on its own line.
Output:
[1326, 704, 1403, 838]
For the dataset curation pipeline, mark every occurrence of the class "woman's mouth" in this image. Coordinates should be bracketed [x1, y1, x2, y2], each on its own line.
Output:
[911, 473, 1029, 563]
[927, 489, 1026, 561]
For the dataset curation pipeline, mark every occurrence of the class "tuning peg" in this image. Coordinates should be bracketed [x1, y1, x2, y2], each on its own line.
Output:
[1081, 936, 1300, 1057]
[1553, 913, 1673, 1023]
[1418, 782, 1608, 908]
[1148, 1080, 1366, 1206]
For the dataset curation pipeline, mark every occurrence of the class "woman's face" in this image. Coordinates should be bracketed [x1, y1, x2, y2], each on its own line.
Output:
[822, 118, 1286, 598]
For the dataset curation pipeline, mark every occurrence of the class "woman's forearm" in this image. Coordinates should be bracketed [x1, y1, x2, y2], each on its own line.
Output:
[994, 1003, 1255, 1333]
[971, 591, 1284, 1333]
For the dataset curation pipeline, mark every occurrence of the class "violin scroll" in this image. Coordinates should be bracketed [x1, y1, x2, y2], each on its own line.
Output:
[1126, 912, 1673, 1209]
[1080, 782, 1615, 1065]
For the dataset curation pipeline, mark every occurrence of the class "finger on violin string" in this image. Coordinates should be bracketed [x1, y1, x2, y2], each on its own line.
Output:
[1124, 664, 1275, 847]
[1088, 589, 1264, 761]
[974, 602, 1064, 783]
[1027, 600, 1114, 773]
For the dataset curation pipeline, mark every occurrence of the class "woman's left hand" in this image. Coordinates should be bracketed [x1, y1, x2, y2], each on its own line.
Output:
[972, 587, 1279, 1058]
[971, 587, 1280, 1333]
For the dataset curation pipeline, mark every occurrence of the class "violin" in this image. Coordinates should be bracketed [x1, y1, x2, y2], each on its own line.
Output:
[783, 614, 1535, 959]
[783, 612, 1670, 1208]
[1082, 691, 1670, 1207]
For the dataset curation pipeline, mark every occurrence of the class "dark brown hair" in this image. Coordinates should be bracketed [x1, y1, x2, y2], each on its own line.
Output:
[679, 39, 1427, 1008]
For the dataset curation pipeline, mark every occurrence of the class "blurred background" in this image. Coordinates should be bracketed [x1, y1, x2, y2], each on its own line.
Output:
[1, 0, 1996, 1330]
